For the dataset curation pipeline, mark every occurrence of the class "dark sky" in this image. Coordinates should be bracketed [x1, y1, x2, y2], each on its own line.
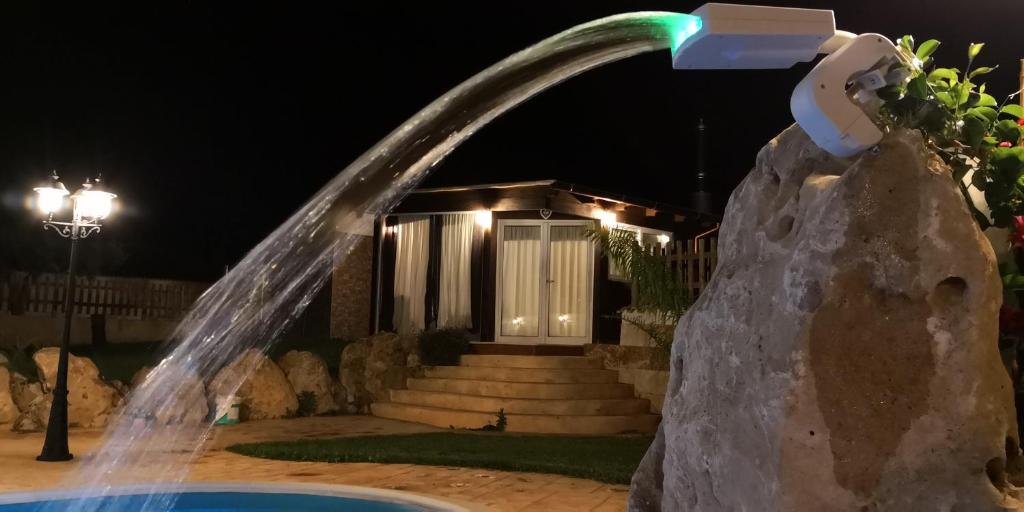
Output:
[2, 1, 1022, 281]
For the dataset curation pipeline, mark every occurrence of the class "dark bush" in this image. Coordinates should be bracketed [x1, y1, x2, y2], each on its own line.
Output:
[417, 328, 471, 366]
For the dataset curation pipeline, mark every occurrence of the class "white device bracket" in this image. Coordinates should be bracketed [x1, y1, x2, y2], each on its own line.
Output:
[674, 4, 905, 158]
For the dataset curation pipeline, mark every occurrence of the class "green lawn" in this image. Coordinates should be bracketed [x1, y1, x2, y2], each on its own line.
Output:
[227, 432, 653, 485]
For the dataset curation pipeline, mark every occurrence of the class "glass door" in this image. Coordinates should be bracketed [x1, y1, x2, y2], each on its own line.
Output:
[495, 220, 593, 344]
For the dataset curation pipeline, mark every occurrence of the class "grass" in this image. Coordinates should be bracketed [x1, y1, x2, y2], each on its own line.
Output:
[226, 432, 654, 485]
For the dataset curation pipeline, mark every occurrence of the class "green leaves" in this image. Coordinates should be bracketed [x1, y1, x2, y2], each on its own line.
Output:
[1001, 104, 1024, 120]
[899, 35, 915, 53]
[994, 120, 1024, 145]
[969, 66, 997, 79]
[968, 42, 985, 61]
[928, 68, 959, 84]
[915, 39, 940, 61]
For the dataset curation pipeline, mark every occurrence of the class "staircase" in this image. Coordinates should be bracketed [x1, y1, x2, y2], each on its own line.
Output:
[371, 354, 660, 435]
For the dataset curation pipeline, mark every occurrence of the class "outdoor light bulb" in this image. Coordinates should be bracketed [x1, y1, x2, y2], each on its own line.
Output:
[475, 210, 492, 229]
[657, 234, 671, 246]
[74, 181, 117, 220]
[558, 314, 570, 324]
[34, 187, 68, 215]
[596, 210, 617, 229]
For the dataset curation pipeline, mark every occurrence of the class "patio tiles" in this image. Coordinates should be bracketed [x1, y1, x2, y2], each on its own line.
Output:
[0, 415, 629, 511]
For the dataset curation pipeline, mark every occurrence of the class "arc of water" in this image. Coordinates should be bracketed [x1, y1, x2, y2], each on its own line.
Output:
[53, 11, 695, 511]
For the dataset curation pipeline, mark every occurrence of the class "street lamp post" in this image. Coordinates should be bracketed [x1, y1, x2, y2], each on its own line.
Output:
[32, 171, 116, 462]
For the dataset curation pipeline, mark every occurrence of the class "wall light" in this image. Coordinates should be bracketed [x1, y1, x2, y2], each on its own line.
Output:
[475, 209, 492, 229]
[595, 209, 617, 229]
[657, 234, 671, 247]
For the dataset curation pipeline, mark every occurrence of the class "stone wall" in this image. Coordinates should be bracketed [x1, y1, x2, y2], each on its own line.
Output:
[330, 234, 374, 340]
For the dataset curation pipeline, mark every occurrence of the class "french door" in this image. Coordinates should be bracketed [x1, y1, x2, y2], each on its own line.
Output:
[495, 219, 594, 344]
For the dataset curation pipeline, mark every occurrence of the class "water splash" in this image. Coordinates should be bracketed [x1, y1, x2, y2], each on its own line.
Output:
[51, 11, 691, 511]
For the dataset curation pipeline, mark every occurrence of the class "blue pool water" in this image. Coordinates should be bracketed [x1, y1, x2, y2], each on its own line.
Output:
[0, 491, 434, 511]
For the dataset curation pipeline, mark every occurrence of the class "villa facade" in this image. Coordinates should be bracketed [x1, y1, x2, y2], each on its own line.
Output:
[330, 180, 720, 347]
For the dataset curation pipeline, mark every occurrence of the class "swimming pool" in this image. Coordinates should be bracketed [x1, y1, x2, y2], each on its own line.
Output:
[0, 483, 469, 512]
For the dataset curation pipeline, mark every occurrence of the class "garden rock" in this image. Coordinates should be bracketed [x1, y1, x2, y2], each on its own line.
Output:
[365, 332, 417, 402]
[276, 350, 339, 415]
[12, 394, 51, 432]
[31, 348, 120, 428]
[340, 339, 371, 412]
[9, 372, 43, 413]
[208, 350, 297, 421]
[630, 127, 1021, 511]
[340, 332, 419, 412]
[0, 367, 18, 424]
[131, 366, 209, 425]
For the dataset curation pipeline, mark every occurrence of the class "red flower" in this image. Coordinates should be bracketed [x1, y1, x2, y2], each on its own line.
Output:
[1000, 141, 1014, 148]
[1010, 216, 1024, 248]
[1018, 118, 1024, 126]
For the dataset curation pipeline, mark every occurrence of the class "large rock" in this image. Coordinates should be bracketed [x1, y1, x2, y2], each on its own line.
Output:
[31, 348, 120, 428]
[630, 127, 1020, 510]
[9, 372, 44, 413]
[208, 350, 297, 421]
[365, 332, 418, 401]
[130, 366, 209, 425]
[340, 332, 420, 413]
[340, 339, 371, 412]
[0, 367, 17, 424]
[12, 394, 52, 433]
[276, 351, 339, 415]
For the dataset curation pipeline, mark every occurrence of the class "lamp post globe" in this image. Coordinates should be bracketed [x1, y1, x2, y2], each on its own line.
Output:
[33, 173, 116, 462]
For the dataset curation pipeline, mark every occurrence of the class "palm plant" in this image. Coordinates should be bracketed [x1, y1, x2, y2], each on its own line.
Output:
[586, 228, 691, 354]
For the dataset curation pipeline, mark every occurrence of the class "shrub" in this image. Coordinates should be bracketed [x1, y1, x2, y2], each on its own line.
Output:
[418, 328, 471, 366]
[297, 391, 317, 417]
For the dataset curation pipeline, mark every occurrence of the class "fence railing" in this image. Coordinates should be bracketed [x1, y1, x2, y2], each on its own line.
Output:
[1, 272, 209, 320]
[633, 236, 719, 302]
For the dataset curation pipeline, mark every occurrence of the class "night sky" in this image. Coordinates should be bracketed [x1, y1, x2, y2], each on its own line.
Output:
[2, 1, 1022, 281]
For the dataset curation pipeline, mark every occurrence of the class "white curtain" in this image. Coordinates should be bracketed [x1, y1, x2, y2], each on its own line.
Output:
[438, 213, 474, 328]
[548, 225, 589, 337]
[500, 225, 541, 337]
[393, 216, 430, 334]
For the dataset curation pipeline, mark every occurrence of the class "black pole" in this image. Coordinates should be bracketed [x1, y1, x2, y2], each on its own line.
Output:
[37, 234, 78, 462]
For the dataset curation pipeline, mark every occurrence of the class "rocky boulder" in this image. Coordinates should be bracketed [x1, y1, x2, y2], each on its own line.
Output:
[31, 348, 120, 428]
[277, 350, 338, 415]
[0, 367, 18, 424]
[630, 127, 1020, 511]
[9, 372, 44, 413]
[131, 366, 209, 425]
[340, 338, 371, 412]
[208, 350, 297, 421]
[340, 332, 419, 413]
[12, 394, 52, 433]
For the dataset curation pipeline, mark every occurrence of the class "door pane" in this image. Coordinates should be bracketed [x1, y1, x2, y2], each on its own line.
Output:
[548, 225, 588, 338]
[500, 225, 541, 337]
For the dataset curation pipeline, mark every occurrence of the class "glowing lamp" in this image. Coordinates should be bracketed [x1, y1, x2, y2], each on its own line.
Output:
[72, 177, 117, 221]
[475, 210, 492, 229]
[657, 234, 671, 246]
[33, 171, 69, 215]
[595, 209, 617, 229]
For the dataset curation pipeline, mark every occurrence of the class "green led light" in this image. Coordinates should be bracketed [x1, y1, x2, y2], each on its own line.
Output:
[665, 14, 702, 53]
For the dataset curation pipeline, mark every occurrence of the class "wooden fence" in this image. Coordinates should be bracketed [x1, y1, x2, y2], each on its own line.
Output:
[634, 236, 719, 302]
[0, 272, 209, 320]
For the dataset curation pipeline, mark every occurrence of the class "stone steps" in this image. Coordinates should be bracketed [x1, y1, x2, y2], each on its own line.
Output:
[406, 377, 635, 400]
[389, 389, 651, 416]
[372, 353, 659, 435]
[371, 402, 660, 435]
[459, 354, 603, 369]
[423, 365, 619, 384]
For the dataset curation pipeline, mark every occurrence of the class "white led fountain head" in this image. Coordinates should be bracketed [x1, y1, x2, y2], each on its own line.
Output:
[673, 3, 904, 158]
[672, 3, 836, 70]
